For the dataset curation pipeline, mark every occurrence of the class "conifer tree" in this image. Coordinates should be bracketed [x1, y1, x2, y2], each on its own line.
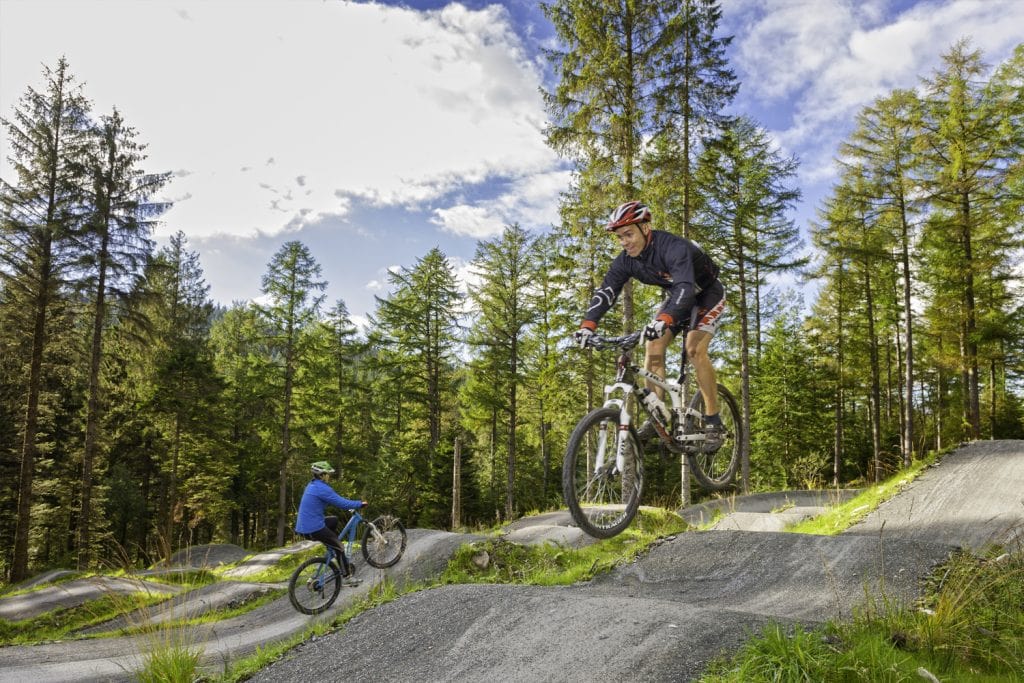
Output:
[371, 247, 461, 524]
[76, 108, 169, 568]
[209, 303, 277, 546]
[693, 116, 803, 488]
[258, 241, 325, 546]
[467, 225, 539, 519]
[0, 58, 93, 581]
[751, 308, 830, 489]
[840, 89, 921, 465]
[916, 40, 1014, 438]
[143, 232, 224, 551]
[647, 0, 737, 239]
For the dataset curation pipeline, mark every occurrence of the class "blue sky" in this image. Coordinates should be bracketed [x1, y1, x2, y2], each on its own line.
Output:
[2, 0, 1021, 327]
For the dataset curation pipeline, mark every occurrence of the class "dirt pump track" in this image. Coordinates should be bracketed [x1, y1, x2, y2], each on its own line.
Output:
[0, 440, 1021, 682]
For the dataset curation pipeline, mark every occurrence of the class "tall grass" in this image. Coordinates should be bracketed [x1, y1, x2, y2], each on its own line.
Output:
[701, 547, 1024, 682]
[787, 451, 939, 536]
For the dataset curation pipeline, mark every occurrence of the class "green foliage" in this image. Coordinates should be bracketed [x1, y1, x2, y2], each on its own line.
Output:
[702, 550, 1024, 682]
[0, 592, 168, 645]
[0, 28, 1021, 585]
[441, 508, 687, 586]
[750, 310, 832, 490]
[786, 450, 938, 536]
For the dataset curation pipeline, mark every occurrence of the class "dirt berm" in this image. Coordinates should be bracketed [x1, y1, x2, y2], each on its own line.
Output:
[0, 440, 1020, 682]
[245, 440, 1023, 683]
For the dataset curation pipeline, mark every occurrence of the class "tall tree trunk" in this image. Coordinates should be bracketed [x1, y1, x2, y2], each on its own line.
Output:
[863, 268, 882, 482]
[78, 235, 108, 570]
[489, 408, 497, 516]
[505, 345, 518, 521]
[898, 197, 914, 466]
[834, 271, 845, 487]
[278, 335, 294, 547]
[959, 193, 981, 438]
[733, 231, 752, 494]
[12, 244, 51, 582]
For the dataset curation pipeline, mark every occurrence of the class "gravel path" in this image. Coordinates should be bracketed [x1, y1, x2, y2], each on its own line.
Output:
[247, 440, 1024, 683]
[2, 440, 1021, 683]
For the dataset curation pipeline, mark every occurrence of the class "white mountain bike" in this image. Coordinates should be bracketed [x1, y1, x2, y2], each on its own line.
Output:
[563, 330, 741, 538]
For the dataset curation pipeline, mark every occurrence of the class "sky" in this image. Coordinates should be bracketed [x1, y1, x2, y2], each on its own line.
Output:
[2, 0, 1022, 328]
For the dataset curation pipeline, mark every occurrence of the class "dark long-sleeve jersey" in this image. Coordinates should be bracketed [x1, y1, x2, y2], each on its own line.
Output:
[582, 229, 720, 329]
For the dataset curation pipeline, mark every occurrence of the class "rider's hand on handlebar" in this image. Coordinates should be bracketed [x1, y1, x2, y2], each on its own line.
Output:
[643, 319, 668, 341]
[573, 327, 595, 348]
[361, 500, 369, 508]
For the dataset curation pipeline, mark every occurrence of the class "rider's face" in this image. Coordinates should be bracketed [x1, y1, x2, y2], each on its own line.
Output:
[614, 223, 649, 257]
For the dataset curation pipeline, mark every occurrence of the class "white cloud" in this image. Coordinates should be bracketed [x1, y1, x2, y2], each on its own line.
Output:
[0, 1, 560, 240]
[728, 0, 1024, 192]
[431, 168, 571, 238]
[431, 204, 504, 239]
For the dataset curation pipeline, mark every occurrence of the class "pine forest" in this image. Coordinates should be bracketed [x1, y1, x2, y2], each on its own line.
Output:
[1, 4, 1021, 583]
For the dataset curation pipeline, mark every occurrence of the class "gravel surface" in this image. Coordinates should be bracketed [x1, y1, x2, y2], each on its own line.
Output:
[247, 440, 1024, 683]
[846, 439, 1024, 550]
[2, 440, 1021, 683]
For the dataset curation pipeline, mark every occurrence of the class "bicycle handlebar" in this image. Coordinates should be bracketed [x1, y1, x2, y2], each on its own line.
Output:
[583, 330, 643, 351]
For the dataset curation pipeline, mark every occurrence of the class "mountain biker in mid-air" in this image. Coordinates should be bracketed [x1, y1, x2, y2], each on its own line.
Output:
[295, 461, 367, 586]
[573, 201, 727, 448]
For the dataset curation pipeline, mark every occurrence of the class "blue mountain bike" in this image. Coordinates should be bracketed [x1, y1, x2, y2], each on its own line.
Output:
[288, 509, 407, 615]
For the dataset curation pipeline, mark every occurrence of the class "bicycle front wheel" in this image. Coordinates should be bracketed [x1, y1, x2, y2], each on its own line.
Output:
[686, 383, 741, 491]
[562, 406, 643, 539]
[288, 557, 341, 615]
[361, 515, 407, 568]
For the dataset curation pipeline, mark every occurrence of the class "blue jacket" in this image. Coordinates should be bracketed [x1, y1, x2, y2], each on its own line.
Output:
[295, 478, 362, 534]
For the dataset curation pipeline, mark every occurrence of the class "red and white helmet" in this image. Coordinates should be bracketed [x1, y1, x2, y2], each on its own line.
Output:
[605, 201, 651, 231]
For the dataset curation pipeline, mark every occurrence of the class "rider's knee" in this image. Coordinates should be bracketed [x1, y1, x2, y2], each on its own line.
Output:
[687, 342, 711, 363]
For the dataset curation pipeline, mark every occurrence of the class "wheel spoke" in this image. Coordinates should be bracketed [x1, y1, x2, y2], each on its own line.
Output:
[563, 407, 643, 538]
[289, 558, 341, 615]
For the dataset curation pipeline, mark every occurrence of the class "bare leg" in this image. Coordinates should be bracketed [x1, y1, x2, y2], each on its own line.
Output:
[685, 329, 719, 415]
[644, 330, 675, 398]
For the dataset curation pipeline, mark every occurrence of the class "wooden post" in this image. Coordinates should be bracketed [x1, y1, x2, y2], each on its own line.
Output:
[451, 436, 462, 529]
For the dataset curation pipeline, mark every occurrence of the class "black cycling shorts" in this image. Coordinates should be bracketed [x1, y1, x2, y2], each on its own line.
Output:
[666, 280, 726, 336]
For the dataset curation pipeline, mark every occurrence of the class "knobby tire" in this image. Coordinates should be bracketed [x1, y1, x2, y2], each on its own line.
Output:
[686, 383, 741, 491]
[562, 406, 644, 539]
[288, 556, 341, 615]
[361, 515, 407, 568]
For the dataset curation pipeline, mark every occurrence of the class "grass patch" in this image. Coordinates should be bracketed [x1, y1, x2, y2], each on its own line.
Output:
[219, 546, 323, 584]
[137, 638, 203, 683]
[786, 451, 941, 536]
[113, 588, 286, 638]
[0, 592, 169, 645]
[441, 507, 687, 586]
[701, 539, 1024, 681]
[140, 569, 220, 587]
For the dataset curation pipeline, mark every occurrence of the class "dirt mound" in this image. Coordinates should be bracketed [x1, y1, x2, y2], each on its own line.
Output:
[163, 543, 249, 568]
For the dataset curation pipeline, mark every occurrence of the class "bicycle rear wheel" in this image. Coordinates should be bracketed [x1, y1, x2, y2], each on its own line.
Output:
[288, 557, 341, 615]
[685, 383, 741, 491]
[562, 406, 643, 539]
[361, 515, 407, 568]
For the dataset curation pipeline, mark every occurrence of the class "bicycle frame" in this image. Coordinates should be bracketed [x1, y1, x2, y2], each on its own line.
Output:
[337, 509, 365, 562]
[600, 333, 708, 454]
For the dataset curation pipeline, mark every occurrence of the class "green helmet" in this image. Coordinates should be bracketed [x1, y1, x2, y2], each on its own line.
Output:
[311, 461, 335, 475]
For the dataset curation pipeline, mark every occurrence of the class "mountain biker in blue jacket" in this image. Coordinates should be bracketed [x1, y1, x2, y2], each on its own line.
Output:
[296, 461, 367, 583]
[573, 201, 726, 448]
